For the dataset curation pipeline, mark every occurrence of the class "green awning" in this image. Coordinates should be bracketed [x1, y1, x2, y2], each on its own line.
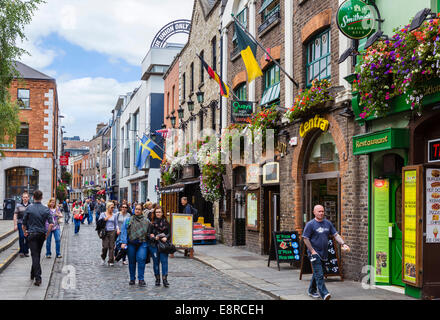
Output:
[258, 0, 274, 14]
[352, 128, 409, 155]
[260, 82, 280, 106]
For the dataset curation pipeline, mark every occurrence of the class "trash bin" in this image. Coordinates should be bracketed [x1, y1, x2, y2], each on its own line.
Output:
[3, 199, 16, 220]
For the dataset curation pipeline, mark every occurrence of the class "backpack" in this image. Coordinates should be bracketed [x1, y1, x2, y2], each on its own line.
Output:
[189, 205, 198, 220]
[96, 218, 107, 239]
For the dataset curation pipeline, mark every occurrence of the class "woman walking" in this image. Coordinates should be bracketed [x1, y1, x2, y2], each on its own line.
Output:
[115, 203, 130, 265]
[149, 206, 171, 287]
[46, 198, 63, 258]
[120, 204, 150, 286]
[98, 202, 119, 266]
[72, 202, 83, 234]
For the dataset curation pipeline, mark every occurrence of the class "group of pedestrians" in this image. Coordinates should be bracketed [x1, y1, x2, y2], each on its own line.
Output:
[97, 200, 171, 287]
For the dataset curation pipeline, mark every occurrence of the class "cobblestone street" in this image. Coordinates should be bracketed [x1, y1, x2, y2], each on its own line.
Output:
[45, 222, 273, 300]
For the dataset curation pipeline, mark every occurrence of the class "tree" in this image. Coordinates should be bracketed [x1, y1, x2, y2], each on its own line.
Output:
[0, 0, 45, 156]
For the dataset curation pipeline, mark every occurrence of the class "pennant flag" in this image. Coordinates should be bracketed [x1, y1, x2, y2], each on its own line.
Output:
[136, 134, 163, 169]
[197, 54, 230, 98]
[234, 21, 263, 83]
[156, 129, 170, 139]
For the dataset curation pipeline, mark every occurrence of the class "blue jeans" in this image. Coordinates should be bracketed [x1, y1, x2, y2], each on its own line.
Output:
[64, 210, 70, 224]
[150, 244, 168, 276]
[74, 219, 81, 234]
[95, 212, 100, 223]
[87, 213, 93, 224]
[46, 228, 61, 256]
[127, 242, 148, 281]
[17, 223, 29, 254]
[309, 254, 329, 298]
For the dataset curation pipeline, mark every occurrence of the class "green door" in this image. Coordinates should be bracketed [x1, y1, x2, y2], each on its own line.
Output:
[390, 178, 404, 287]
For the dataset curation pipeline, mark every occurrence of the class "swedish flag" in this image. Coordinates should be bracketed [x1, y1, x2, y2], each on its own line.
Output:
[136, 134, 162, 170]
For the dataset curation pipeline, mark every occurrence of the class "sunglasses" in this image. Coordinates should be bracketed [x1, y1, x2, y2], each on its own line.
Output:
[122, 206, 128, 208]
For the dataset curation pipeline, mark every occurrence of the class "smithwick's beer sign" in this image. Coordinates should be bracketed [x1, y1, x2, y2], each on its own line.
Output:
[299, 115, 329, 138]
[231, 100, 253, 123]
[337, 0, 376, 40]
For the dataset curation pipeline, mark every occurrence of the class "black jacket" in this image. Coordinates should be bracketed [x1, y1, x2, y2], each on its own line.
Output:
[148, 217, 170, 243]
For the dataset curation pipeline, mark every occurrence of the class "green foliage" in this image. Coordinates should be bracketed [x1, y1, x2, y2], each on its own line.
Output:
[56, 184, 67, 202]
[61, 171, 72, 185]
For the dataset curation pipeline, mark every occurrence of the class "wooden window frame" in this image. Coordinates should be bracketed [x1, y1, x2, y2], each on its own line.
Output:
[306, 29, 331, 87]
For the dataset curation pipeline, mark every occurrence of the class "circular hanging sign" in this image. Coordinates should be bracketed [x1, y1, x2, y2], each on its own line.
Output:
[337, 0, 377, 40]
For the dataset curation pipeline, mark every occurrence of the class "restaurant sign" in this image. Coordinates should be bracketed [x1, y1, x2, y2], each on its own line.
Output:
[231, 100, 253, 123]
[337, 0, 376, 40]
[353, 128, 409, 155]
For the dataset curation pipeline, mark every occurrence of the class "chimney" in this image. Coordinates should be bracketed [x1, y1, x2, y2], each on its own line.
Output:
[96, 123, 106, 134]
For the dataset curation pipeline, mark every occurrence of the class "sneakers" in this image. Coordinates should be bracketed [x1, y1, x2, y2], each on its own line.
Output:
[56, 255, 62, 258]
[138, 280, 146, 287]
[308, 291, 320, 299]
[323, 293, 331, 300]
[46, 255, 51, 259]
[123, 260, 128, 265]
[101, 259, 106, 266]
[108, 263, 114, 266]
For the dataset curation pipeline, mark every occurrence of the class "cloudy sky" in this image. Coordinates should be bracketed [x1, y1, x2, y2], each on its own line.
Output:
[20, 0, 194, 140]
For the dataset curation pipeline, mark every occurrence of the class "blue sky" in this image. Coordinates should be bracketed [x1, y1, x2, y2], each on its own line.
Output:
[20, 0, 194, 140]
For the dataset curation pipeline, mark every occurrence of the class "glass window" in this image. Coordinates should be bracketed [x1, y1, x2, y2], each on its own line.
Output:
[16, 123, 29, 149]
[17, 89, 30, 109]
[306, 131, 339, 174]
[233, 8, 247, 48]
[234, 83, 247, 101]
[200, 50, 204, 84]
[212, 37, 217, 71]
[306, 29, 331, 86]
[182, 73, 186, 100]
[262, 0, 280, 22]
[190, 62, 194, 93]
[5, 167, 39, 201]
[264, 64, 280, 90]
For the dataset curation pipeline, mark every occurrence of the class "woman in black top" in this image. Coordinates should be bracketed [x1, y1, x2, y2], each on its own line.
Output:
[149, 206, 170, 287]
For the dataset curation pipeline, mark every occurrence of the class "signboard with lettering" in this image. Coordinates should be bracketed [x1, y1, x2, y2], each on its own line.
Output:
[246, 164, 260, 184]
[267, 231, 301, 271]
[428, 139, 440, 163]
[373, 179, 390, 283]
[402, 166, 423, 287]
[426, 168, 440, 243]
[337, 0, 377, 40]
[353, 128, 409, 155]
[231, 101, 253, 123]
[171, 213, 193, 249]
[60, 156, 69, 166]
[299, 115, 329, 138]
[150, 20, 191, 48]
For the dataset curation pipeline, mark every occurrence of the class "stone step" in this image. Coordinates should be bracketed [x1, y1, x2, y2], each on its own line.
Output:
[0, 242, 19, 275]
[0, 230, 18, 255]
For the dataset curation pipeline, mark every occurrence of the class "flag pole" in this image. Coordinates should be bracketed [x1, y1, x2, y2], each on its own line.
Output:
[231, 14, 299, 88]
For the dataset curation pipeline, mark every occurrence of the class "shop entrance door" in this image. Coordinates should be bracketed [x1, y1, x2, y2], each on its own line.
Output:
[304, 172, 340, 229]
[263, 187, 280, 254]
[234, 192, 246, 246]
[390, 177, 404, 286]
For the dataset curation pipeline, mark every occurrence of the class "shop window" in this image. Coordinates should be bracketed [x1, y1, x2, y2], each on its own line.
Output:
[306, 29, 331, 87]
[261, 63, 280, 107]
[16, 123, 29, 149]
[246, 191, 259, 230]
[306, 131, 339, 174]
[234, 83, 247, 101]
[5, 167, 39, 201]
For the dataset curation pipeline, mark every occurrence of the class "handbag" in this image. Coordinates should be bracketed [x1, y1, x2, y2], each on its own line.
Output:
[74, 213, 83, 221]
[157, 240, 176, 254]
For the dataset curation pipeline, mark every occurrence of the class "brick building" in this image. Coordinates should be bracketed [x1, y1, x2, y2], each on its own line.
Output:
[0, 62, 60, 217]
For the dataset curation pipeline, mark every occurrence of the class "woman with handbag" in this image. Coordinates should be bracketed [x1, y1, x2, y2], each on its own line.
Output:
[120, 204, 150, 286]
[98, 202, 119, 266]
[46, 198, 63, 258]
[72, 202, 83, 234]
[149, 206, 173, 287]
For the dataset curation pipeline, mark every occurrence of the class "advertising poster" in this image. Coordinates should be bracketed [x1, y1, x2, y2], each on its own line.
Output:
[171, 213, 193, 249]
[246, 193, 258, 228]
[403, 170, 417, 284]
[426, 168, 440, 243]
[373, 179, 390, 283]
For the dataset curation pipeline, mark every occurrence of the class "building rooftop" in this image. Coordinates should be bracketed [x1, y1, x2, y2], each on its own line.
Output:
[13, 61, 54, 81]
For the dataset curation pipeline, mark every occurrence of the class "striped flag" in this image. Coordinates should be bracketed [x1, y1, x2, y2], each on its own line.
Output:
[197, 54, 230, 98]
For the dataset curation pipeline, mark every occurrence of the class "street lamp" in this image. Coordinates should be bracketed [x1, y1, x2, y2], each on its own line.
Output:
[409, 8, 436, 31]
[196, 91, 204, 104]
[187, 99, 195, 112]
[177, 106, 185, 119]
[170, 115, 176, 128]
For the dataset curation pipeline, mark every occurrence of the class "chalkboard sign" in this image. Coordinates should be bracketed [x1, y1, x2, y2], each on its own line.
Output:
[299, 236, 343, 281]
[267, 231, 301, 271]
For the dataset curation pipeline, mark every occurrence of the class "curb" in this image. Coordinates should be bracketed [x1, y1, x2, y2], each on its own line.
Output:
[0, 249, 19, 274]
[0, 236, 19, 254]
[0, 229, 15, 242]
[184, 249, 281, 300]
[44, 224, 65, 300]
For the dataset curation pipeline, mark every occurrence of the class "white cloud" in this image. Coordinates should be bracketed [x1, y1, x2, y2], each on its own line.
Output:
[58, 77, 140, 140]
[22, 0, 194, 67]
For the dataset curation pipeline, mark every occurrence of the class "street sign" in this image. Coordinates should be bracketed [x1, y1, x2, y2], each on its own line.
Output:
[60, 156, 69, 166]
[336, 0, 376, 40]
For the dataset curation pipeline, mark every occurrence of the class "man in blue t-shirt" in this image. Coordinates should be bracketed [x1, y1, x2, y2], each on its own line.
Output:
[302, 205, 350, 300]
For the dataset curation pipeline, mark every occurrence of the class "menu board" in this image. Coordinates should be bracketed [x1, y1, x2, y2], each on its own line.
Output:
[246, 192, 258, 228]
[373, 179, 390, 283]
[171, 213, 193, 249]
[403, 170, 417, 284]
[426, 168, 440, 243]
[267, 231, 300, 271]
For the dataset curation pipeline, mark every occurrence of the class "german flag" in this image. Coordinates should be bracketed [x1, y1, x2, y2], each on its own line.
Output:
[197, 54, 230, 98]
[234, 21, 263, 83]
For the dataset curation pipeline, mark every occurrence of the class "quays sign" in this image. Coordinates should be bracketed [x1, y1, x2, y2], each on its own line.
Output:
[337, 0, 376, 40]
[231, 100, 253, 123]
[299, 115, 329, 138]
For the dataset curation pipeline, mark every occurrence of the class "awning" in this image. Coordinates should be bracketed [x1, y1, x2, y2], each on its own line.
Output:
[258, 0, 274, 14]
[159, 183, 185, 194]
[260, 82, 280, 106]
[352, 128, 409, 155]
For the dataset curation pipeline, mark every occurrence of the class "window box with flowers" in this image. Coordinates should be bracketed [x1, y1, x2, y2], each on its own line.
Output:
[353, 14, 440, 120]
[283, 79, 334, 123]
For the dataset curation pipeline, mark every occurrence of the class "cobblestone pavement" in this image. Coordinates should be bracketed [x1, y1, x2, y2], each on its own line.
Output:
[46, 221, 273, 300]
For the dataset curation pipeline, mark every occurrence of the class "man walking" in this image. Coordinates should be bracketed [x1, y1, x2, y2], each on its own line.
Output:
[181, 197, 198, 221]
[22, 190, 54, 286]
[13, 192, 31, 258]
[63, 199, 71, 224]
[302, 205, 350, 300]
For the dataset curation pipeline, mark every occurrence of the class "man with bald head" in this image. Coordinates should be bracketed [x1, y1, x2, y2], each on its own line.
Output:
[302, 204, 350, 300]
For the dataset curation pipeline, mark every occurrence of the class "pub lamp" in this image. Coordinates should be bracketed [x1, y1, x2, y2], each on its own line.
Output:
[365, 30, 388, 49]
[170, 115, 176, 128]
[196, 91, 205, 104]
[409, 8, 437, 32]
[177, 106, 185, 119]
[187, 99, 195, 112]
[339, 47, 358, 64]
[161, 123, 166, 129]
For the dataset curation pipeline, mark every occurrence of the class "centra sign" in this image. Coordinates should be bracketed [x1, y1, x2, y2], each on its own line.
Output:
[336, 0, 376, 40]
[299, 115, 329, 138]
